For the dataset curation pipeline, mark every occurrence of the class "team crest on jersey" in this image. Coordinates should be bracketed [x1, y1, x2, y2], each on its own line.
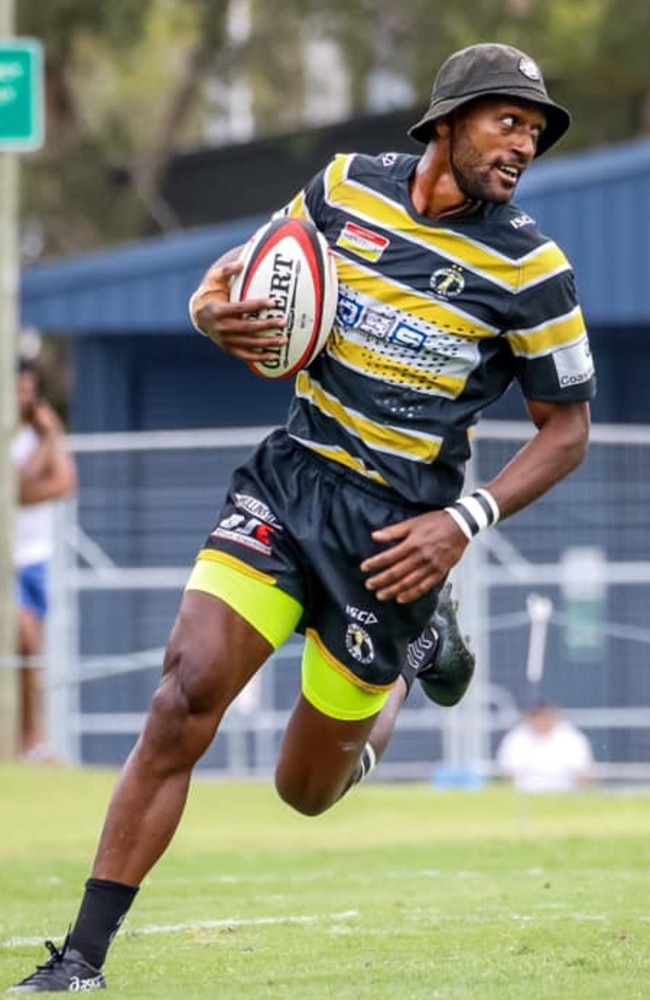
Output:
[345, 623, 375, 665]
[336, 222, 390, 263]
[430, 265, 465, 299]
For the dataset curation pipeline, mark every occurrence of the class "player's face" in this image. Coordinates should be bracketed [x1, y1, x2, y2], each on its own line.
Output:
[448, 97, 546, 203]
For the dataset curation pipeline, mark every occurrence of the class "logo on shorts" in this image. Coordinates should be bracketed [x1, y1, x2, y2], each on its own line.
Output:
[346, 605, 379, 625]
[211, 513, 278, 555]
[345, 624, 375, 665]
[233, 492, 279, 526]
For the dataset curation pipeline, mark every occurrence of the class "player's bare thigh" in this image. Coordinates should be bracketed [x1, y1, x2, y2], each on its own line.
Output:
[141, 589, 273, 767]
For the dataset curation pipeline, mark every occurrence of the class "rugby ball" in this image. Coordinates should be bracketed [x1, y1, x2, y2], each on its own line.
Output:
[230, 217, 338, 380]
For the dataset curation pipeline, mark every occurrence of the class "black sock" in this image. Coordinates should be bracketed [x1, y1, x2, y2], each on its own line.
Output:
[68, 878, 139, 969]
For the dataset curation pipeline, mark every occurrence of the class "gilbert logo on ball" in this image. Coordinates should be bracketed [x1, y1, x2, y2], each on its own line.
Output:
[230, 217, 339, 379]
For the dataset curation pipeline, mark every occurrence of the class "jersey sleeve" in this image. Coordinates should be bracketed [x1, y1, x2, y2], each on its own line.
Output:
[276, 154, 352, 232]
[504, 253, 596, 403]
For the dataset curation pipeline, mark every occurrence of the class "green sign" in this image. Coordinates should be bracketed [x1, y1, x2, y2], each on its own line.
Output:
[0, 39, 44, 151]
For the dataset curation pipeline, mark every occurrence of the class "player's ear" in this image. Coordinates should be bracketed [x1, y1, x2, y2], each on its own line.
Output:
[433, 116, 452, 141]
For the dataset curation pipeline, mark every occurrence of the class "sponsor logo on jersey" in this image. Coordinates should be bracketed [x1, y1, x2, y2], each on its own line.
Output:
[390, 322, 427, 351]
[381, 153, 398, 167]
[336, 293, 363, 328]
[553, 338, 594, 389]
[510, 212, 535, 229]
[358, 307, 395, 339]
[430, 265, 465, 299]
[345, 623, 375, 664]
[336, 221, 390, 262]
[346, 605, 379, 625]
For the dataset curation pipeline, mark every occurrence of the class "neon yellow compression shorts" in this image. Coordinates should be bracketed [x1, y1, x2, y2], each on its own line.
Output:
[185, 551, 392, 721]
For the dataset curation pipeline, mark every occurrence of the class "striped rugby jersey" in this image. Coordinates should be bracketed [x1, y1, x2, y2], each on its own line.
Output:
[280, 151, 595, 508]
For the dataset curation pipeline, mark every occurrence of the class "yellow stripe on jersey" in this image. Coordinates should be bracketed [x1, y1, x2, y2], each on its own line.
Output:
[518, 243, 572, 290]
[289, 436, 389, 483]
[323, 153, 352, 197]
[506, 306, 588, 358]
[295, 371, 443, 462]
[283, 189, 312, 222]
[328, 330, 465, 398]
[335, 256, 499, 340]
[326, 155, 569, 292]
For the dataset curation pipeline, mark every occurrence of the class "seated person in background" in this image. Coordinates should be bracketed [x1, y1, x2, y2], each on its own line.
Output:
[496, 701, 595, 792]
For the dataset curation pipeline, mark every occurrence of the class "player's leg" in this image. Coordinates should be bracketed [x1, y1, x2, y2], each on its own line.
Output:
[274, 579, 477, 816]
[90, 588, 274, 886]
[357, 583, 476, 771]
[275, 633, 399, 814]
[275, 696, 381, 815]
[7, 575, 301, 994]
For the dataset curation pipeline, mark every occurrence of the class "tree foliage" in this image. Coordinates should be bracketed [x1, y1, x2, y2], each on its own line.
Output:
[16, 0, 650, 258]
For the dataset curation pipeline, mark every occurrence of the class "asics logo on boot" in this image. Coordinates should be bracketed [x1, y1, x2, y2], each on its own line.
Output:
[69, 974, 105, 992]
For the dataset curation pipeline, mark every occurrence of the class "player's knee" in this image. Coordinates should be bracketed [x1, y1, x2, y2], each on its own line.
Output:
[274, 766, 339, 817]
[144, 643, 226, 761]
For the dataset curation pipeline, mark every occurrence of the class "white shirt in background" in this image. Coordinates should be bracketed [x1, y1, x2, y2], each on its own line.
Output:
[11, 424, 56, 568]
[496, 718, 594, 792]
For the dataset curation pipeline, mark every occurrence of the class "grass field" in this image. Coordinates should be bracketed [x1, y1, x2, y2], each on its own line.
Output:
[1, 764, 649, 999]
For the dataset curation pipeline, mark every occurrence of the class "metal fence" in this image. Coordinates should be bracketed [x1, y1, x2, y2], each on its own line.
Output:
[44, 421, 650, 783]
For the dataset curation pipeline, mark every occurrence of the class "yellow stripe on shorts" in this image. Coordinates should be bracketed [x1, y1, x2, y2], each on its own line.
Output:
[301, 630, 394, 721]
[185, 550, 302, 649]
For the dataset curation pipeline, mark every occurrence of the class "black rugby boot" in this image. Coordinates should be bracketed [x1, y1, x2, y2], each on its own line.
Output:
[403, 583, 475, 706]
[7, 935, 106, 993]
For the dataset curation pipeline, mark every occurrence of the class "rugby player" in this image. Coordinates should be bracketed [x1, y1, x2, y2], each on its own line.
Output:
[8, 42, 595, 993]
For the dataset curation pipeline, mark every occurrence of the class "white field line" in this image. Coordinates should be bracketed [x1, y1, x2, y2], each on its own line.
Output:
[0, 910, 359, 950]
[3, 906, 631, 951]
[147, 865, 644, 887]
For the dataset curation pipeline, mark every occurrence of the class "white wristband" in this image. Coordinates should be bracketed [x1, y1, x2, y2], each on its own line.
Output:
[444, 488, 501, 540]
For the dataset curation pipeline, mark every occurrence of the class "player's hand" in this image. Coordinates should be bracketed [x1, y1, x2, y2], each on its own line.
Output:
[190, 261, 288, 362]
[360, 509, 469, 604]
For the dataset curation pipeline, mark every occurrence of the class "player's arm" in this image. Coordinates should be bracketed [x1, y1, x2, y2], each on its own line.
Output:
[189, 245, 288, 362]
[362, 399, 590, 603]
[479, 398, 590, 519]
[189, 160, 333, 360]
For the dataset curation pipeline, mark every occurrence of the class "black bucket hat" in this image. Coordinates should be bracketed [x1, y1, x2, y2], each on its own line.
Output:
[408, 43, 571, 157]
